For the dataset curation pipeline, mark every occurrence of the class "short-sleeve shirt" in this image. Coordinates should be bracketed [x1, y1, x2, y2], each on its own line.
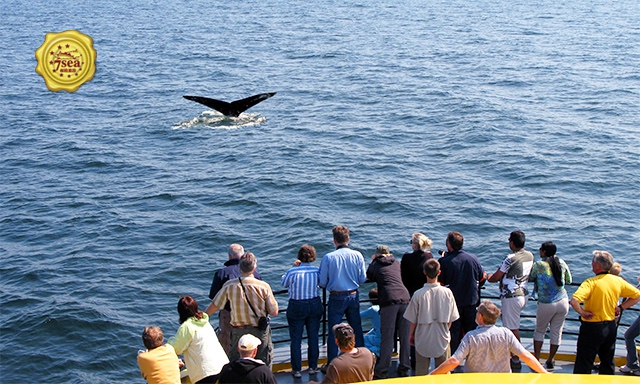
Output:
[498, 250, 534, 298]
[322, 347, 376, 384]
[212, 275, 278, 327]
[453, 325, 526, 372]
[572, 273, 640, 322]
[404, 283, 459, 357]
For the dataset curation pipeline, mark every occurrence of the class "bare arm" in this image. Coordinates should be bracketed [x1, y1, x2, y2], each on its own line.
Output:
[519, 350, 549, 373]
[205, 301, 219, 316]
[429, 356, 460, 375]
[409, 322, 416, 346]
[620, 296, 640, 310]
[487, 268, 504, 283]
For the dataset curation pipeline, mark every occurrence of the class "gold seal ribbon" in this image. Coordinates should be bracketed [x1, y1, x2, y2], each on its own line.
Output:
[35, 30, 97, 92]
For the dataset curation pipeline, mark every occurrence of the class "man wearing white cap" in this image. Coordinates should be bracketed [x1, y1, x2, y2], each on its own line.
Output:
[217, 334, 277, 384]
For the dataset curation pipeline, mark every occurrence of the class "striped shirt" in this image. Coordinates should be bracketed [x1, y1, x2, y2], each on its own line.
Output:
[212, 275, 278, 327]
[281, 263, 320, 300]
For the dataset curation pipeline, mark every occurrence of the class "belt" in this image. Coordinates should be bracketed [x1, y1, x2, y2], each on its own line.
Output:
[231, 324, 259, 329]
[330, 289, 357, 295]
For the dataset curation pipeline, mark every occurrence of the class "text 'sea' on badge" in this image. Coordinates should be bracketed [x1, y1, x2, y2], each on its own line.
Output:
[35, 30, 97, 92]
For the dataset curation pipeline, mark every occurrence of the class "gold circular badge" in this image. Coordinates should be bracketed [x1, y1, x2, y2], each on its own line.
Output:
[35, 30, 96, 92]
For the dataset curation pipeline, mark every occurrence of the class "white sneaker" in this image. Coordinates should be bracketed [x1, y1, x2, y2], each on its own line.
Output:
[308, 368, 318, 375]
[292, 371, 302, 378]
[620, 365, 639, 373]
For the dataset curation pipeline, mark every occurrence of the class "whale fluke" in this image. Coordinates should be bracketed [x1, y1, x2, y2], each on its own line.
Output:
[183, 93, 276, 117]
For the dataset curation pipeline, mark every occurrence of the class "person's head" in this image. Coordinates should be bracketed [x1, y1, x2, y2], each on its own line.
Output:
[239, 252, 257, 274]
[228, 244, 244, 260]
[446, 231, 464, 251]
[477, 300, 501, 325]
[411, 233, 433, 252]
[373, 245, 391, 258]
[141, 326, 164, 350]
[333, 323, 356, 351]
[177, 296, 203, 324]
[368, 288, 379, 306]
[297, 244, 317, 263]
[592, 250, 614, 274]
[509, 230, 526, 250]
[424, 258, 440, 280]
[237, 334, 261, 358]
[539, 241, 557, 258]
[610, 262, 622, 276]
[332, 225, 350, 245]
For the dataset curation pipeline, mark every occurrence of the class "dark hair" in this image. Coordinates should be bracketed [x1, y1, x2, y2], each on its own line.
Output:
[424, 259, 440, 279]
[447, 231, 464, 251]
[368, 288, 379, 305]
[297, 244, 317, 263]
[177, 296, 203, 324]
[540, 241, 563, 286]
[239, 252, 257, 274]
[509, 230, 526, 249]
[332, 225, 350, 244]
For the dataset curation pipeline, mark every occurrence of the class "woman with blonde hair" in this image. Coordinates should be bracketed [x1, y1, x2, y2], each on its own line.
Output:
[400, 233, 434, 370]
[401, 233, 434, 297]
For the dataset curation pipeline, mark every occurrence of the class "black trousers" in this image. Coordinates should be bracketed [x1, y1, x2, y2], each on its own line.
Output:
[449, 305, 478, 353]
[573, 320, 617, 375]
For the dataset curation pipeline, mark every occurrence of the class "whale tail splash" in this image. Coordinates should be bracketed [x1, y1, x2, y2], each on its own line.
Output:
[183, 93, 276, 117]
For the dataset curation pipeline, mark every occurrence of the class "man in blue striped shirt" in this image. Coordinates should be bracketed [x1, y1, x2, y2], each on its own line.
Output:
[282, 244, 324, 377]
[319, 225, 367, 364]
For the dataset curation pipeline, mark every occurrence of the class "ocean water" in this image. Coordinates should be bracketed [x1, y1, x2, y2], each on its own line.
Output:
[1, 0, 639, 382]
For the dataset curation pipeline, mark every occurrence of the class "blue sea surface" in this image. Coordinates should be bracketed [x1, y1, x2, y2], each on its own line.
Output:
[1, 0, 639, 382]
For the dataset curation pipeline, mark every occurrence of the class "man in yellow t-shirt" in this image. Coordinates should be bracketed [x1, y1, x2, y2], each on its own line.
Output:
[137, 326, 181, 384]
[570, 251, 640, 375]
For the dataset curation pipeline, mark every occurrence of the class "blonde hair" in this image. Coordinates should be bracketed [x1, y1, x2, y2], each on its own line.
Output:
[610, 262, 622, 276]
[412, 233, 433, 251]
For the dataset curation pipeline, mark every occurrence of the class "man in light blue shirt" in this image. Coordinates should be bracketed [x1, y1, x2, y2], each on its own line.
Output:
[319, 225, 367, 363]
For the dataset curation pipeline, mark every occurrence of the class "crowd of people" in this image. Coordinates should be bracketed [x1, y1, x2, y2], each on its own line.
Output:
[136, 225, 640, 384]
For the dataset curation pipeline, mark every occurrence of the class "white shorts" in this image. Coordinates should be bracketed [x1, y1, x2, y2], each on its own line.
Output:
[501, 296, 528, 330]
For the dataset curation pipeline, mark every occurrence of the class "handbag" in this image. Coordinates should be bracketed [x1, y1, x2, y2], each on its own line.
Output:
[238, 277, 270, 330]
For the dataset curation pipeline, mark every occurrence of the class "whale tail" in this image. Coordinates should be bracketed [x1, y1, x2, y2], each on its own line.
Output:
[183, 93, 276, 117]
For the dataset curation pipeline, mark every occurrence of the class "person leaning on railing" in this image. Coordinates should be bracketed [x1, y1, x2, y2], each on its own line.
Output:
[528, 241, 572, 370]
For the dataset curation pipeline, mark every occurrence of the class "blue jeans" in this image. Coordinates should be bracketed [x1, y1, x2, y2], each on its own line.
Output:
[327, 291, 365, 362]
[625, 315, 640, 369]
[287, 297, 323, 372]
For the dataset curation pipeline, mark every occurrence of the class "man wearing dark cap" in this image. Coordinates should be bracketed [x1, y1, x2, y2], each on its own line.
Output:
[310, 323, 376, 384]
